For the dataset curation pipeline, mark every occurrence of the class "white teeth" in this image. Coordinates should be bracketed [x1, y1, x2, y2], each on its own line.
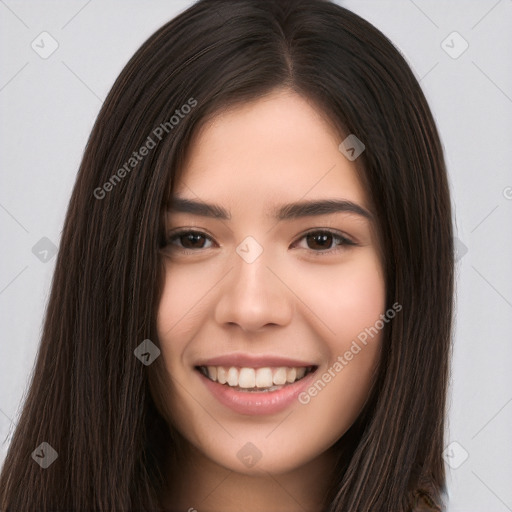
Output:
[286, 367, 297, 383]
[227, 367, 238, 386]
[217, 367, 227, 384]
[200, 365, 313, 389]
[255, 368, 273, 388]
[273, 367, 287, 385]
[238, 368, 256, 388]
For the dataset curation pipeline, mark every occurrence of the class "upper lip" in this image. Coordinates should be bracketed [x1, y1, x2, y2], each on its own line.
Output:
[195, 353, 318, 369]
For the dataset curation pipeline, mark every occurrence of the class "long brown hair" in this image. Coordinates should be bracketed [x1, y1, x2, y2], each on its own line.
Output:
[0, 1, 454, 510]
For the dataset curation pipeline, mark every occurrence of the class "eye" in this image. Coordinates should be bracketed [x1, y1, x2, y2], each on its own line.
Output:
[292, 229, 357, 255]
[163, 228, 356, 256]
[164, 229, 215, 253]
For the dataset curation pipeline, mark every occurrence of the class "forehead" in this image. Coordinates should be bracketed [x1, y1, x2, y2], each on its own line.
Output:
[173, 90, 369, 213]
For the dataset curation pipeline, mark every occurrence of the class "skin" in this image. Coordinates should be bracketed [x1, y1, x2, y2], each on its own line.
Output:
[155, 88, 386, 512]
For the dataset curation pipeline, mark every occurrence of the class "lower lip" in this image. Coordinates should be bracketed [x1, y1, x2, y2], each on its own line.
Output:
[196, 368, 318, 415]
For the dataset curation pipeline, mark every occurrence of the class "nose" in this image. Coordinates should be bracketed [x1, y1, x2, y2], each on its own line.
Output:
[214, 249, 294, 332]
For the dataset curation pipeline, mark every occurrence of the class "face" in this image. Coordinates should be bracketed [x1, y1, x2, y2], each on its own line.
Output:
[155, 88, 386, 476]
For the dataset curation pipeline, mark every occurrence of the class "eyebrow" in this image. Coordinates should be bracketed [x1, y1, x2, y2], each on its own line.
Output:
[167, 196, 373, 221]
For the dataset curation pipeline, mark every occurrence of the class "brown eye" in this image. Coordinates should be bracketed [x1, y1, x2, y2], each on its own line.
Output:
[163, 228, 356, 256]
[306, 232, 335, 250]
[165, 230, 214, 252]
[294, 230, 356, 255]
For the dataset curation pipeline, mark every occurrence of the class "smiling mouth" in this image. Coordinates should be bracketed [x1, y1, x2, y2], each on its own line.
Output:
[195, 365, 318, 392]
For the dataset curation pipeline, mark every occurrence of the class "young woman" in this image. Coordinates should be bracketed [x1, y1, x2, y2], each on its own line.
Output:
[0, 0, 454, 510]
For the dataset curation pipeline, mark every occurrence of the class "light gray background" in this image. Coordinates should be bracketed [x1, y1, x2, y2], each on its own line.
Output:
[1, 1, 511, 510]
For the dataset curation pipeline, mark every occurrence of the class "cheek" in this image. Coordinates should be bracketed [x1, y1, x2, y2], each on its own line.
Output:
[295, 266, 386, 445]
[297, 339, 382, 452]
[156, 263, 214, 361]
[294, 250, 386, 342]
[155, 262, 226, 424]
[291, 251, 385, 422]
[154, 268, 209, 431]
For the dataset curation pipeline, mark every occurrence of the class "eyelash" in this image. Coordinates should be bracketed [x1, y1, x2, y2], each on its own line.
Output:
[163, 228, 357, 256]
